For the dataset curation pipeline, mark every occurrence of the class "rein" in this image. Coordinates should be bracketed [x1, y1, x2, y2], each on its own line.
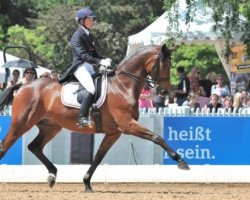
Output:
[110, 52, 169, 89]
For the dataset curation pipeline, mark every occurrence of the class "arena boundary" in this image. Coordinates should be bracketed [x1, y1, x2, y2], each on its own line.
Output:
[0, 165, 250, 183]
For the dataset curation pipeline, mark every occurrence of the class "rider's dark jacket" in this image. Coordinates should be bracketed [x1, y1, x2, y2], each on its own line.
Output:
[59, 26, 103, 83]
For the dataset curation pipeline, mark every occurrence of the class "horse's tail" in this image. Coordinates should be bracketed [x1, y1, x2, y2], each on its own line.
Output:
[0, 84, 22, 111]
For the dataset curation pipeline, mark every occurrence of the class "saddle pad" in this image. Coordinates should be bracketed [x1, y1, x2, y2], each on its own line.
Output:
[61, 74, 108, 109]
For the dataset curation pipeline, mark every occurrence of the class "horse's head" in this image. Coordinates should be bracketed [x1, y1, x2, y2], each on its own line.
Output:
[147, 44, 172, 93]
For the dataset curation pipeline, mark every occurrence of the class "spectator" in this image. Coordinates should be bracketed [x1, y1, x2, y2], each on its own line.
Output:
[206, 71, 217, 85]
[182, 92, 200, 112]
[241, 90, 249, 107]
[18, 67, 37, 84]
[173, 66, 190, 106]
[188, 66, 201, 81]
[245, 96, 250, 108]
[199, 71, 217, 98]
[204, 94, 223, 113]
[233, 92, 244, 112]
[165, 94, 178, 108]
[138, 84, 153, 110]
[152, 86, 166, 111]
[6, 69, 20, 88]
[223, 95, 234, 112]
[190, 77, 206, 97]
[211, 74, 230, 98]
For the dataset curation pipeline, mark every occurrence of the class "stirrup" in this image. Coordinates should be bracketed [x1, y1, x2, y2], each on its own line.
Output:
[77, 116, 94, 127]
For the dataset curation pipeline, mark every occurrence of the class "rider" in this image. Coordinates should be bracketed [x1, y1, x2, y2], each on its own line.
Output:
[59, 7, 112, 127]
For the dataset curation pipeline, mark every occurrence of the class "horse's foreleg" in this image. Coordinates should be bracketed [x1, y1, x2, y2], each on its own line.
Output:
[125, 120, 189, 170]
[83, 133, 121, 192]
[28, 120, 62, 188]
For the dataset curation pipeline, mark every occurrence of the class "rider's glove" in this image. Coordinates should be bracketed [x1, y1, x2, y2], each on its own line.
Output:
[100, 58, 112, 69]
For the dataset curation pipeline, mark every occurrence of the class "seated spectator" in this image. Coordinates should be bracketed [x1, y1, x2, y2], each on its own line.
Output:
[233, 92, 244, 112]
[204, 94, 223, 113]
[18, 67, 37, 84]
[165, 95, 178, 108]
[245, 96, 250, 108]
[138, 85, 153, 110]
[190, 77, 209, 107]
[152, 86, 166, 111]
[198, 71, 217, 98]
[7, 69, 20, 88]
[211, 74, 230, 98]
[223, 95, 234, 112]
[241, 90, 249, 107]
[190, 77, 206, 97]
[182, 92, 200, 112]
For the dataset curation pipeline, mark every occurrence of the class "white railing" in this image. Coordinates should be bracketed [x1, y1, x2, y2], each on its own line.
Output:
[139, 106, 250, 117]
[1, 105, 250, 117]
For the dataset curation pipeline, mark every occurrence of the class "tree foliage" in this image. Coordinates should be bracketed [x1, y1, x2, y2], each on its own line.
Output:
[170, 44, 226, 85]
[1, 0, 164, 72]
[163, 0, 250, 56]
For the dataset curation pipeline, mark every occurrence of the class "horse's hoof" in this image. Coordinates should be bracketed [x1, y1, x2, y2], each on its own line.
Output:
[178, 161, 190, 170]
[47, 173, 56, 188]
[84, 188, 94, 193]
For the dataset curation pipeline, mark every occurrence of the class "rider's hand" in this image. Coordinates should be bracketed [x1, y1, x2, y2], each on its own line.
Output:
[100, 58, 112, 68]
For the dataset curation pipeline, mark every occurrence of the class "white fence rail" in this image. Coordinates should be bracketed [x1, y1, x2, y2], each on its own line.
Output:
[2, 105, 250, 117]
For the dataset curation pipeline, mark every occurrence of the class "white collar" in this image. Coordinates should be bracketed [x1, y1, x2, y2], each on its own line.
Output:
[79, 25, 89, 36]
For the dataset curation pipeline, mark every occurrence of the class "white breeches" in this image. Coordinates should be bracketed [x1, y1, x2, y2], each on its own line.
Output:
[74, 63, 95, 94]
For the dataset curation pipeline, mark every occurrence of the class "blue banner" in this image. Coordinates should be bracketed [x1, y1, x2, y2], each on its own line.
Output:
[164, 117, 250, 165]
[0, 116, 22, 164]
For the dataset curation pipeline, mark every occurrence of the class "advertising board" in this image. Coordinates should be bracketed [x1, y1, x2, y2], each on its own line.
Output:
[0, 116, 22, 164]
[164, 117, 250, 165]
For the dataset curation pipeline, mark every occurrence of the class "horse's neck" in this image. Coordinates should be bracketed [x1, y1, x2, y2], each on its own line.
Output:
[109, 58, 147, 100]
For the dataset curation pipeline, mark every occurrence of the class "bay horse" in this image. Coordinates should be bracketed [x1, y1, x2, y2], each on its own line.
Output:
[0, 44, 189, 192]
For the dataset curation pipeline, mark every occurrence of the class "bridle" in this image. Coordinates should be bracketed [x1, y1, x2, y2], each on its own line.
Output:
[150, 53, 170, 86]
[113, 52, 171, 89]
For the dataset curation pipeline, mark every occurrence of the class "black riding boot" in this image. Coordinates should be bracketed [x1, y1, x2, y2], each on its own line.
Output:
[77, 92, 94, 127]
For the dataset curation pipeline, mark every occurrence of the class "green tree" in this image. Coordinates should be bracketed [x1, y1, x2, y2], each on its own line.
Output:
[170, 44, 226, 86]
[6, 25, 54, 67]
[163, 0, 250, 56]
[1, 0, 165, 71]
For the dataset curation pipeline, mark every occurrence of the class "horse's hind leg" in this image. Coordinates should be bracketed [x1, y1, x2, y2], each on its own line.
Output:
[124, 120, 189, 170]
[28, 119, 62, 188]
[0, 114, 37, 160]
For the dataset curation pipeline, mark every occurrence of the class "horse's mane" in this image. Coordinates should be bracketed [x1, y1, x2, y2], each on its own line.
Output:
[118, 45, 159, 69]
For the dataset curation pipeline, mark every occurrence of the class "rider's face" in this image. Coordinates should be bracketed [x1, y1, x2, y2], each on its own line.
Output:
[84, 17, 94, 30]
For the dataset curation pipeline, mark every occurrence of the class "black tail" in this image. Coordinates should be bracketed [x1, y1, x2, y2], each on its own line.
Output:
[0, 84, 22, 111]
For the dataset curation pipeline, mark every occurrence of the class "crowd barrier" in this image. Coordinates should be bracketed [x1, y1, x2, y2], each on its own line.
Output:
[1, 106, 250, 182]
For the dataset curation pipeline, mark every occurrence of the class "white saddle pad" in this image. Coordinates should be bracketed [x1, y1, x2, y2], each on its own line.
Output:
[61, 74, 108, 109]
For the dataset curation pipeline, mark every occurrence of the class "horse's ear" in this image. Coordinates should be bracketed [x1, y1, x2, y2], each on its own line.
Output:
[161, 44, 167, 53]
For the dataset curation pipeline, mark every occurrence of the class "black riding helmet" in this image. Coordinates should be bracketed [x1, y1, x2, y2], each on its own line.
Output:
[75, 7, 96, 22]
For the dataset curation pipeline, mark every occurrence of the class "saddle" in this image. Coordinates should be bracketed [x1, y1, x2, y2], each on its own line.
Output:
[61, 72, 109, 132]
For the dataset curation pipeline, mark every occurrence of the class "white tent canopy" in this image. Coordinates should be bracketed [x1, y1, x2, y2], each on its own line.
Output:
[126, 0, 243, 78]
